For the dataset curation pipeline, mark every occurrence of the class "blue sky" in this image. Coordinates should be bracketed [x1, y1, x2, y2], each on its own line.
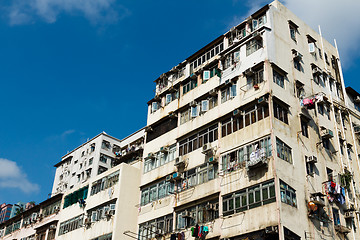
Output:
[0, 0, 359, 205]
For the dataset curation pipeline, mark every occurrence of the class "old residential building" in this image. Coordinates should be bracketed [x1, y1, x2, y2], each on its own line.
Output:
[52, 130, 144, 195]
[53, 130, 145, 240]
[0, 194, 62, 240]
[139, 1, 360, 240]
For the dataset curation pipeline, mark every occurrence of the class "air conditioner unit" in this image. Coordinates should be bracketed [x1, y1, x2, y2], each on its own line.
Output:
[209, 89, 217, 96]
[84, 218, 91, 226]
[109, 204, 116, 211]
[233, 109, 241, 116]
[312, 66, 322, 75]
[205, 203, 215, 210]
[172, 172, 183, 181]
[174, 157, 186, 168]
[354, 96, 360, 103]
[145, 126, 153, 132]
[265, 226, 278, 234]
[160, 146, 169, 153]
[293, 52, 303, 60]
[168, 111, 177, 119]
[146, 152, 155, 159]
[31, 213, 38, 221]
[321, 128, 334, 139]
[190, 101, 197, 107]
[310, 194, 325, 206]
[244, 68, 254, 76]
[165, 175, 172, 182]
[257, 96, 268, 105]
[182, 210, 192, 218]
[202, 143, 213, 155]
[54, 206, 60, 212]
[306, 156, 317, 163]
[208, 157, 218, 164]
[190, 73, 197, 79]
[344, 211, 355, 219]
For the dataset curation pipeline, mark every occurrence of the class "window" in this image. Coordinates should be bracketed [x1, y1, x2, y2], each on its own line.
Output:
[306, 160, 315, 176]
[327, 168, 333, 181]
[101, 141, 110, 150]
[89, 158, 93, 165]
[301, 118, 309, 137]
[191, 105, 199, 118]
[276, 138, 292, 163]
[273, 69, 285, 88]
[322, 138, 330, 150]
[223, 180, 275, 216]
[179, 124, 218, 156]
[318, 103, 324, 115]
[176, 199, 219, 229]
[295, 81, 305, 99]
[92, 233, 112, 240]
[221, 84, 237, 103]
[252, 14, 267, 30]
[97, 166, 108, 176]
[138, 214, 173, 240]
[151, 101, 160, 113]
[183, 79, 197, 95]
[294, 58, 301, 71]
[177, 163, 217, 192]
[222, 136, 271, 172]
[273, 101, 289, 124]
[247, 68, 264, 89]
[190, 42, 224, 73]
[289, 25, 297, 41]
[90, 171, 119, 196]
[280, 180, 297, 207]
[87, 201, 116, 223]
[140, 179, 174, 206]
[165, 91, 179, 105]
[221, 101, 269, 138]
[143, 145, 176, 173]
[42, 200, 61, 217]
[180, 109, 190, 125]
[332, 208, 340, 226]
[58, 214, 84, 235]
[63, 186, 88, 208]
[246, 38, 262, 56]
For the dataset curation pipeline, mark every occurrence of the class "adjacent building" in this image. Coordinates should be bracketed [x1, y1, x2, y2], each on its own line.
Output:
[139, 1, 360, 240]
[0, 204, 12, 224]
[0, 194, 62, 240]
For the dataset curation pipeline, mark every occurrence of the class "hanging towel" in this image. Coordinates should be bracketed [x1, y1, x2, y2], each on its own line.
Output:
[181, 232, 185, 240]
[170, 234, 177, 240]
[191, 227, 195, 237]
[203, 226, 209, 232]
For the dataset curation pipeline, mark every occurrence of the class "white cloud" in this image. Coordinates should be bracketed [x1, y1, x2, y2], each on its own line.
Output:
[281, 0, 360, 67]
[6, 0, 130, 25]
[0, 158, 40, 194]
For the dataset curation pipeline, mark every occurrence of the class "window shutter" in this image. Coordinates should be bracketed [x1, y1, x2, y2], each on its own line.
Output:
[201, 100, 209, 112]
[152, 102, 159, 112]
[203, 70, 210, 81]
[253, 19, 258, 30]
[191, 106, 199, 118]
[230, 84, 237, 98]
[166, 94, 172, 104]
[234, 51, 240, 63]
[309, 43, 315, 53]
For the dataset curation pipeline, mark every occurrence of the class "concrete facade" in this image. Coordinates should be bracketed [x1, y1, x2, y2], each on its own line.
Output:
[138, 1, 360, 240]
[52, 130, 144, 195]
